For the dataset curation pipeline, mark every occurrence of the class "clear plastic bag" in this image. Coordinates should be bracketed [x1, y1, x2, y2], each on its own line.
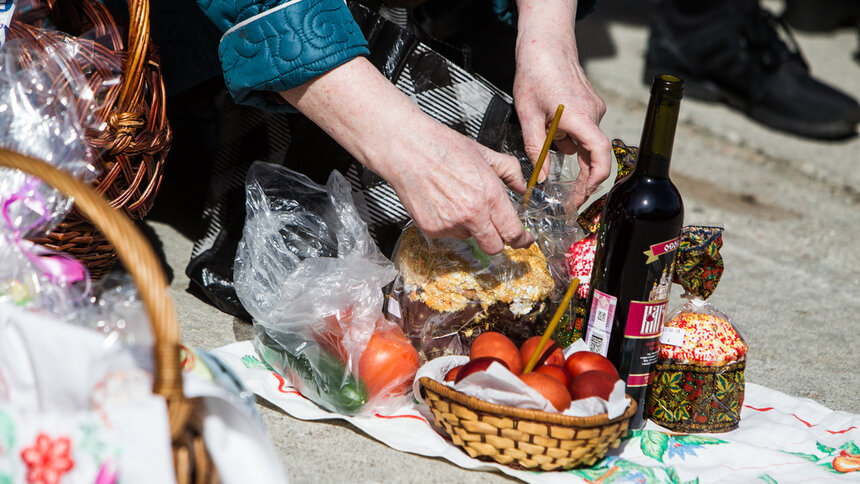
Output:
[0, 36, 99, 235]
[646, 297, 748, 432]
[0, 35, 105, 313]
[386, 157, 585, 360]
[0, 28, 154, 378]
[235, 161, 419, 415]
[72, 271, 154, 349]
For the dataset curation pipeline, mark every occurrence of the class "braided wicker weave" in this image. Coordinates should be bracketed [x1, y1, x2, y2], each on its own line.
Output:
[0, 149, 215, 484]
[420, 377, 636, 471]
[10, 0, 171, 278]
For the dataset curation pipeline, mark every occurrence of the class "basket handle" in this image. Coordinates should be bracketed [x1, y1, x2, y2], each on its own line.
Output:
[0, 148, 192, 441]
[116, 0, 150, 115]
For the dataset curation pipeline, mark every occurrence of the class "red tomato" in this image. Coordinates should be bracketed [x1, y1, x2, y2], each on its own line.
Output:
[564, 351, 619, 381]
[444, 365, 462, 382]
[358, 327, 420, 398]
[568, 370, 617, 401]
[520, 373, 572, 412]
[519, 336, 565, 368]
[534, 364, 571, 387]
[455, 357, 510, 383]
[470, 332, 523, 375]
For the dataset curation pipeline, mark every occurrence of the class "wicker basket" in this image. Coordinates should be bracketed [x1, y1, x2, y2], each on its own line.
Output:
[10, 0, 171, 278]
[419, 377, 636, 471]
[0, 149, 214, 484]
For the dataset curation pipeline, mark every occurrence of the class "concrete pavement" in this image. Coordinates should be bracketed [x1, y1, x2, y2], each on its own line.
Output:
[148, 1, 860, 482]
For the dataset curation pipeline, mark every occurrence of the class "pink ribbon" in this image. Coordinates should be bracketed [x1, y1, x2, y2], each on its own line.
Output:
[2, 182, 89, 284]
[95, 459, 119, 484]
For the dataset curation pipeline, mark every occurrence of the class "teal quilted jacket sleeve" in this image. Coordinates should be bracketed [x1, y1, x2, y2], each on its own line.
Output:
[197, 0, 369, 111]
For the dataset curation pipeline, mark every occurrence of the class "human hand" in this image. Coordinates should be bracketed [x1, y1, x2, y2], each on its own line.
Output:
[281, 57, 533, 254]
[514, 0, 612, 207]
[383, 120, 534, 255]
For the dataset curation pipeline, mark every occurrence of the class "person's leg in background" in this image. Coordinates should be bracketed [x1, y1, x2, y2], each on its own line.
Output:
[781, 0, 860, 64]
[644, 0, 860, 140]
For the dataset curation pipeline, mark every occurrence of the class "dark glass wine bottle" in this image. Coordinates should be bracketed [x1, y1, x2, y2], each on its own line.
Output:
[583, 74, 685, 428]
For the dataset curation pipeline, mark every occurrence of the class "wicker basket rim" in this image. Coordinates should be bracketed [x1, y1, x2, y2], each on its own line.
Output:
[419, 377, 637, 427]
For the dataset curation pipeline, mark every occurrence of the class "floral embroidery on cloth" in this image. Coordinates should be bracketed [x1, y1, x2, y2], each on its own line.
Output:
[20, 434, 74, 484]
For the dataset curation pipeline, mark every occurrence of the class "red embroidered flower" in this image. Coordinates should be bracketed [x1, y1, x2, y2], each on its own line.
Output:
[20, 433, 74, 484]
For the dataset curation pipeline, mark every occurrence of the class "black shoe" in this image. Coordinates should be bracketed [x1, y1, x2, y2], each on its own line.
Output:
[782, 0, 859, 32]
[644, 0, 860, 140]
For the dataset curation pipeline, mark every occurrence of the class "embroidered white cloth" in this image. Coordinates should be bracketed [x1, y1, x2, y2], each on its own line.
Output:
[0, 305, 287, 484]
[213, 340, 860, 483]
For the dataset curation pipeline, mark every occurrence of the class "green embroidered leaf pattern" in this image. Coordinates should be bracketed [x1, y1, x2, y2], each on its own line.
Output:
[816, 442, 836, 454]
[566, 466, 612, 481]
[241, 354, 272, 371]
[681, 479, 700, 484]
[661, 371, 684, 393]
[787, 451, 819, 462]
[641, 431, 670, 462]
[820, 461, 841, 474]
[0, 410, 14, 451]
[840, 441, 860, 455]
[666, 466, 683, 483]
[757, 474, 779, 484]
[675, 434, 727, 446]
[614, 459, 666, 483]
[0, 475, 11, 484]
[79, 421, 108, 464]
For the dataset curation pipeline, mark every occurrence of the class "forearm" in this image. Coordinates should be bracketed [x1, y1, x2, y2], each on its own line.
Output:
[515, 0, 578, 58]
[279, 56, 532, 252]
[279, 57, 435, 186]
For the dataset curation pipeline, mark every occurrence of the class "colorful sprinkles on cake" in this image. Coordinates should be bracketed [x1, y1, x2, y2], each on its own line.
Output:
[567, 233, 596, 299]
[660, 313, 747, 365]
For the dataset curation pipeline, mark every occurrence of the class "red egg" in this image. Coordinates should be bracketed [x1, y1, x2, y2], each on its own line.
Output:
[568, 370, 618, 401]
[519, 336, 565, 368]
[534, 364, 571, 387]
[470, 332, 523, 375]
[455, 357, 510, 383]
[564, 351, 619, 381]
[444, 365, 462, 382]
[520, 372, 572, 412]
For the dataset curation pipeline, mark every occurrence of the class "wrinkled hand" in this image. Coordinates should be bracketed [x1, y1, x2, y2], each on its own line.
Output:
[384, 121, 534, 255]
[281, 57, 533, 255]
[514, 1, 612, 207]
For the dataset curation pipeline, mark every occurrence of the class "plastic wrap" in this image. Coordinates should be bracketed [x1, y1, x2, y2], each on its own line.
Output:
[72, 271, 154, 349]
[646, 298, 748, 432]
[0, 35, 104, 313]
[0, 28, 153, 375]
[235, 161, 419, 415]
[387, 156, 585, 361]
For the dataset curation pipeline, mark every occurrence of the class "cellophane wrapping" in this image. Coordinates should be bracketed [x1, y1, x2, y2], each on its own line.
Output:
[0, 33, 106, 312]
[235, 161, 419, 415]
[387, 169, 585, 361]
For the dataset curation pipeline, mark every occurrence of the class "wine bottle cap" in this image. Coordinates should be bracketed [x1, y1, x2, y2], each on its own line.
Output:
[651, 74, 684, 99]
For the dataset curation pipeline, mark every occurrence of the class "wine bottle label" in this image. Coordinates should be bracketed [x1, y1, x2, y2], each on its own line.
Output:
[585, 289, 616, 356]
[643, 236, 681, 264]
[623, 298, 668, 387]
